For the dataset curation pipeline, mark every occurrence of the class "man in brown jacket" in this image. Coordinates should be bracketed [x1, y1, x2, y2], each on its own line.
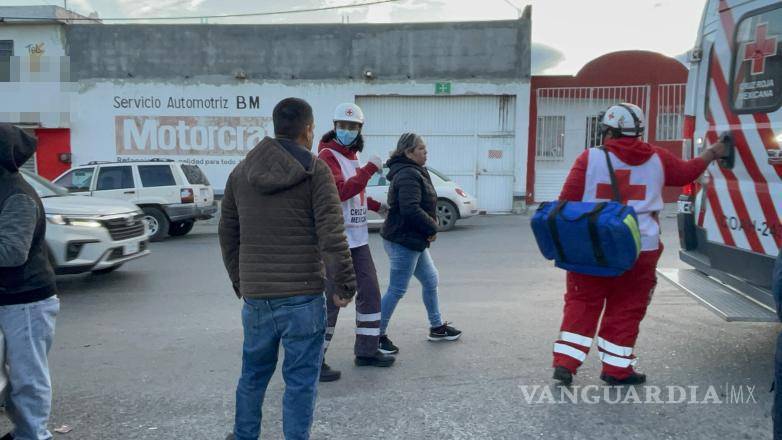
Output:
[219, 98, 356, 440]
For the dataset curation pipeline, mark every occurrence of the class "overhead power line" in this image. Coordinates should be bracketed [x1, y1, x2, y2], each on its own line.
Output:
[1, 0, 400, 22]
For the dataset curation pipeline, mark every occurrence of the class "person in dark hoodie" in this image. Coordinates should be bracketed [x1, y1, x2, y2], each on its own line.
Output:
[317, 103, 395, 382]
[219, 98, 356, 440]
[0, 123, 60, 440]
[551, 103, 728, 386]
[378, 132, 462, 355]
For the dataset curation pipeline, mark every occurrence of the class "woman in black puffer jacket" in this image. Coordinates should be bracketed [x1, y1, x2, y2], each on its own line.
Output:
[377, 133, 462, 356]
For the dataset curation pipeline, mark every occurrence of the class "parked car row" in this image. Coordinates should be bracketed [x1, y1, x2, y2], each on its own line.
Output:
[52, 159, 217, 242]
[24, 158, 476, 276]
[19, 160, 218, 275]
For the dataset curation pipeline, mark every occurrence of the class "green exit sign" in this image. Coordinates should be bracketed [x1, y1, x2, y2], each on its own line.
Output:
[435, 82, 452, 95]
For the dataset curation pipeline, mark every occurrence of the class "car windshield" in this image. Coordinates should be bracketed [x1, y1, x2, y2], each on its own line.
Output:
[370, 167, 448, 186]
[426, 167, 451, 183]
[21, 171, 69, 198]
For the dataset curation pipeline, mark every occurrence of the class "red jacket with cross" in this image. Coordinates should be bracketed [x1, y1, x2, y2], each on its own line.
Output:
[559, 137, 708, 251]
[317, 139, 382, 212]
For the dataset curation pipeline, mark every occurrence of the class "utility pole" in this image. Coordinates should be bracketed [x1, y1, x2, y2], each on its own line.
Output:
[502, 0, 521, 18]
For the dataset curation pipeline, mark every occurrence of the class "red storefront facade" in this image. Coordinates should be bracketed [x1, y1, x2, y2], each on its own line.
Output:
[527, 50, 688, 203]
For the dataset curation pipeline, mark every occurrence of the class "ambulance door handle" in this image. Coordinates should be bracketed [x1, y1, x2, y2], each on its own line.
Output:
[718, 131, 735, 170]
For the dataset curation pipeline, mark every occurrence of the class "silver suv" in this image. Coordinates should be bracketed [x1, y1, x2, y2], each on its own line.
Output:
[54, 160, 217, 241]
[22, 171, 150, 275]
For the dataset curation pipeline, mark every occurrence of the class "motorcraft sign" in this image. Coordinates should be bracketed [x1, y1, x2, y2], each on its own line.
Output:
[112, 93, 269, 156]
[115, 115, 267, 156]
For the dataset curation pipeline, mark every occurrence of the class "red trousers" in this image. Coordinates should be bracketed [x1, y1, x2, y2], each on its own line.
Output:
[552, 247, 662, 379]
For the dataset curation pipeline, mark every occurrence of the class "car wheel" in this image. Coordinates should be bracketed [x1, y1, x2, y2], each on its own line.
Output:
[168, 220, 195, 237]
[436, 199, 459, 232]
[142, 207, 169, 242]
[92, 264, 123, 275]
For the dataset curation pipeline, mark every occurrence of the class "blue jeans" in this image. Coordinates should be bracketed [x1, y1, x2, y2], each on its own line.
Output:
[234, 294, 326, 440]
[0, 296, 59, 440]
[380, 240, 443, 335]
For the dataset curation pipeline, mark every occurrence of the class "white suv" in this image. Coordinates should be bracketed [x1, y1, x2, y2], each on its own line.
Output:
[21, 170, 150, 275]
[54, 160, 217, 241]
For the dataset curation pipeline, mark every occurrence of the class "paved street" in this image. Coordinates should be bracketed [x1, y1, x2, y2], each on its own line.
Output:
[6, 211, 778, 439]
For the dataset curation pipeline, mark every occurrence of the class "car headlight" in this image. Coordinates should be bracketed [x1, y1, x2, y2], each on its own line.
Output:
[46, 214, 66, 225]
[45, 214, 103, 228]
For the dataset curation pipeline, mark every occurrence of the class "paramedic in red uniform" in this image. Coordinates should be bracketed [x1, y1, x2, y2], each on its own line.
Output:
[552, 103, 728, 385]
[318, 103, 396, 382]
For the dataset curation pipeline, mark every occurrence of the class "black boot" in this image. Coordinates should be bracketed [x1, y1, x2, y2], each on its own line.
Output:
[355, 350, 396, 367]
[553, 366, 573, 385]
[320, 362, 342, 382]
[600, 371, 646, 385]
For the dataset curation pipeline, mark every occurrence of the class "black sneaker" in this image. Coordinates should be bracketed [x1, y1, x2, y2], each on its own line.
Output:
[319, 362, 341, 382]
[553, 366, 573, 385]
[379, 335, 399, 354]
[355, 350, 396, 367]
[428, 322, 462, 341]
[1, 433, 13, 440]
[600, 371, 646, 385]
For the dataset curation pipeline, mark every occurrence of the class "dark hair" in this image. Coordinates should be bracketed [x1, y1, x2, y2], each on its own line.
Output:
[390, 132, 421, 160]
[273, 98, 314, 140]
[320, 129, 364, 152]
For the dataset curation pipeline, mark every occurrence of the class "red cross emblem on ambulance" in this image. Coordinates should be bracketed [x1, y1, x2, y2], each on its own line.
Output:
[743, 22, 778, 75]
[596, 170, 647, 204]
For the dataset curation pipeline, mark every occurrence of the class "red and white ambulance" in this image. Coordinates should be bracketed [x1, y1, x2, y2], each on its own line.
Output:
[661, 0, 782, 322]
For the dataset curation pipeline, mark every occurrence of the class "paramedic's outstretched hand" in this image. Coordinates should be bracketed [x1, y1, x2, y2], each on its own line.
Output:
[333, 294, 352, 308]
[368, 155, 383, 172]
[703, 141, 729, 163]
[427, 235, 437, 243]
[378, 203, 389, 217]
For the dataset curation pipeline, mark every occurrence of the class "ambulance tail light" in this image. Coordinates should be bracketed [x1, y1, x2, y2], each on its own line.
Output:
[682, 115, 696, 160]
[180, 188, 195, 204]
[683, 115, 696, 139]
[682, 182, 700, 198]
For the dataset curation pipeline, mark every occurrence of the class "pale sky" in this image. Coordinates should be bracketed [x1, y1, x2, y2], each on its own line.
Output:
[3, 0, 708, 74]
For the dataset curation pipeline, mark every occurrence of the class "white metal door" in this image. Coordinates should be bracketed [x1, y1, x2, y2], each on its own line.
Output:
[533, 86, 650, 202]
[357, 95, 516, 213]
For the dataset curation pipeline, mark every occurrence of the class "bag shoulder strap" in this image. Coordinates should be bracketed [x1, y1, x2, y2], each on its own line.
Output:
[598, 146, 621, 203]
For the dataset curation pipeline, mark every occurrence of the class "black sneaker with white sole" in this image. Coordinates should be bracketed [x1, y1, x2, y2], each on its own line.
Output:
[428, 322, 462, 341]
[379, 335, 399, 354]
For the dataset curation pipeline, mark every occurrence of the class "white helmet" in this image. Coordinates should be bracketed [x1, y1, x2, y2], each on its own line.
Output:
[333, 103, 365, 125]
[600, 103, 645, 137]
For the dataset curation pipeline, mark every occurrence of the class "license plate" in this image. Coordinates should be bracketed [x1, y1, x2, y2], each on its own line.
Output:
[124, 242, 140, 255]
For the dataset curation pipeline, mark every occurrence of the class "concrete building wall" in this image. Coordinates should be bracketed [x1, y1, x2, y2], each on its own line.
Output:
[65, 18, 531, 82]
[72, 79, 529, 197]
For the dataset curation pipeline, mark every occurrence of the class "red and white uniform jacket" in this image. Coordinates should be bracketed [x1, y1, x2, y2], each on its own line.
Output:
[318, 140, 381, 249]
[559, 137, 708, 251]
